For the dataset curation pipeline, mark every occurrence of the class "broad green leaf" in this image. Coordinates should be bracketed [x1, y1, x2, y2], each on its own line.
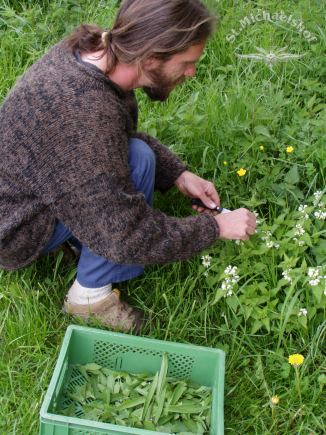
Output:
[84, 363, 102, 371]
[59, 402, 76, 417]
[141, 372, 158, 421]
[166, 405, 209, 413]
[154, 384, 167, 423]
[298, 315, 307, 329]
[115, 417, 126, 426]
[155, 425, 172, 433]
[157, 414, 173, 425]
[107, 374, 115, 393]
[254, 125, 270, 137]
[312, 285, 324, 303]
[143, 421, 155, 431]
[103, 387, 110, 405]
[115, 397, 146, 411]
[284, 165, 299, 185]
[171, 382, 186, 405]
[101, 368, 119, 377]
[251, 320, 262, 335]
[182, 417, 198, 433]
[156, 353, 168, 403]
[76, 364, 91, 382]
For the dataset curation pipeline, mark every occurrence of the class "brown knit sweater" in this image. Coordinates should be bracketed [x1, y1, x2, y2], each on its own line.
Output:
[0, 42, 219, 271]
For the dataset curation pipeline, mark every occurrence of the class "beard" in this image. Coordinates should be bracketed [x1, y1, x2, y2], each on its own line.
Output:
[142, 64, 185, 102]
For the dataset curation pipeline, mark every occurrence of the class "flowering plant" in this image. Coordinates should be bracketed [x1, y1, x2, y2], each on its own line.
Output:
[199, 191, 326, 334]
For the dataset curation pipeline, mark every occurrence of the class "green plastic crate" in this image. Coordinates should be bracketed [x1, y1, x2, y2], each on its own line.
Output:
[40, 325, 225, 435]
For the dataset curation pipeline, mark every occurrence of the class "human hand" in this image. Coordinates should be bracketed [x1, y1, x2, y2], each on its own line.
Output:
[174, 171, 220, 215]
[215, 208, 257, 241]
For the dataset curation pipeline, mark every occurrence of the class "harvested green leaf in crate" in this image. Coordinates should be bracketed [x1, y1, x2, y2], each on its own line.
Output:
[60, 353, 212, 434]
[39, 325, 225, 435]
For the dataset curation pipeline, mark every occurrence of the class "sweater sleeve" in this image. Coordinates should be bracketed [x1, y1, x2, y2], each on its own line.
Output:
[133, 131, 189, 194]
[50, 174, 220, 265]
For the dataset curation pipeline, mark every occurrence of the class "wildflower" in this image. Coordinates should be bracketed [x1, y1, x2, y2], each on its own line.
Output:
[271, 395, 279, 405]
[221, 312, 226, 318]
[308, 267, 322, 286]
[298, 204, 309, 220]
[253, 211, 259, 218]
[223, 290, 233, 297]
[313, 191, 323, 206]
[298, 241, 305, 247]
[298, 308, 307, 317]
[261, 230, 272, 241]
[318, 202, 324, 208]
[203, 271, 209, 277]
[294, 224, 305, 236]
[237, 168, 246, 176]
[201, 255, 212, 268]
[282, 267, 293, 284]
[235, 239, 244, 246]
[266, 241, 274, 248]
[224, 265, 239, 277]
[275, 244, 280, 249]
[314, 210, 326, 220]
[119, 399, 123, 403]
[289, 354, 304, 366]
[223, 161, 227, 165]
[286, 146, 294, 153]
[260, 146, 264, 150]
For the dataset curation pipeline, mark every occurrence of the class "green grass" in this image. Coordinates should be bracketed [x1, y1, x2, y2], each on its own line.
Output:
[1, 0, 326, 433]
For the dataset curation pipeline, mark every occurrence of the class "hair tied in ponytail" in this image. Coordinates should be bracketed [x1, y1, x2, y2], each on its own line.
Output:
[101, 31, 109, 45]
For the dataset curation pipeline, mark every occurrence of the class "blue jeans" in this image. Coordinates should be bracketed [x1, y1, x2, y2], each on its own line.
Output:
[42, 138, 155, 288]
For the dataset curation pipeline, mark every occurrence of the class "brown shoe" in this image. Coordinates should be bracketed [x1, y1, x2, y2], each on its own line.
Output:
[63, 289, 154, 335]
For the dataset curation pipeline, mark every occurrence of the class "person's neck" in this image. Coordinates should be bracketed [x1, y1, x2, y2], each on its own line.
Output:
[80, 51, 141, 91]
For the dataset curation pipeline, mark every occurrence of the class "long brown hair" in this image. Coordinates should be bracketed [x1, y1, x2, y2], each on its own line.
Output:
[62, 0, 217, 74]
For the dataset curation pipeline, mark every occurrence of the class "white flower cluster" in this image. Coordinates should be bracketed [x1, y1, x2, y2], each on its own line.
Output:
[261, 231, 280, 249]
[298, 204, 309, 220]
[294, 224, 305, 236]
[298, 308, 307, 317]
[313, 191, 323, 206]
[261, 230, 272, 241]
[314, 210, 326, 220]
[282, 267, 293, 283]
[221, 265, 240, 297]
[235, 239, 244, 246]
[261, 230, 280, 249]
[307, 267, 323, 286]
[201, 255, 212, 268]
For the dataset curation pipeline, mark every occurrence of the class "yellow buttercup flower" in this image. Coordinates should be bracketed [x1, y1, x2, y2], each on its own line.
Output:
[237, 168, 246, 177]
[223, 161, 227, 165]
[286, 146, 294, 153]
[260, 146, 264, 150]
[289, 354, 304, 366]
[271, 395, 279, 405]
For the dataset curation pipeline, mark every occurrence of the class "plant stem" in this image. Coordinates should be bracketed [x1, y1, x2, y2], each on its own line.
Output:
[295, 366, 303, 409]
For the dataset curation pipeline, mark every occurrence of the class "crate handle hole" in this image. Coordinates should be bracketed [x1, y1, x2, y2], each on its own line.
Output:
[115, 356, 123, 371]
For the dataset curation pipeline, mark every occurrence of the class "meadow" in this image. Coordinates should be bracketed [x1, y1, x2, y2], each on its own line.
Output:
[1, 0, 326, 433]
